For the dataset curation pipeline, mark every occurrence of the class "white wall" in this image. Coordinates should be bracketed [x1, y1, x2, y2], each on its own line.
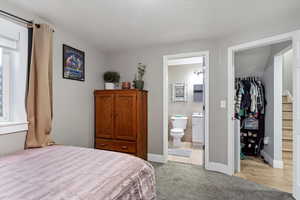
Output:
[262, 41, 291, 161]
[263, 63, 275, 159]
[52, 30, 106, 148]
[168, 64, 203, 142]
[2, 0, 300, 168]
[283, 49, 293, 95]
[106, 40, 229, 164]
[0, 2, 107, 156]
[235, 45, 271, 77]
[0, 131, 26, 156]
[215, 20, 300, 167]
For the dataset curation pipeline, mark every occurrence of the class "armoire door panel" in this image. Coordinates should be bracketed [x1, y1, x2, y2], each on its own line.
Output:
[95, 94, 114, 138]
[114, 94, 137, 140]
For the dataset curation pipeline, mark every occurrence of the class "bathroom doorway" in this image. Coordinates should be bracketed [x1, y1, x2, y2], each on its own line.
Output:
[163, 51, 209, 167]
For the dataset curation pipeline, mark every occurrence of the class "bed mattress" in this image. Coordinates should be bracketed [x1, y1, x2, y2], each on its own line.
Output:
[0, 145, 156, 200]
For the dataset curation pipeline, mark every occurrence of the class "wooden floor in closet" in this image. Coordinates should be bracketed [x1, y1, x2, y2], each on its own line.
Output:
[234, 156, 293, 193]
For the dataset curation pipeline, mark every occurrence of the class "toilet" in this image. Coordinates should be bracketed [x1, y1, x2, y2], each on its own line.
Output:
[170, 115, 188, 147]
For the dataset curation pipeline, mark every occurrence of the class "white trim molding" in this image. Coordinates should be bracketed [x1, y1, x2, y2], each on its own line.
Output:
[205, 162, 232, 175]
[0, 122, 28, 135]
[292, 30, 300, 199]
[148, 153, 167, 163]
[163, 51, 210, 171]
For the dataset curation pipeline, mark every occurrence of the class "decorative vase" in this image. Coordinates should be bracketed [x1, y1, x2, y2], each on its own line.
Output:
[122, 82, 131, 89]
[134, 80, 144, 90]
[104, 82, 115, 90]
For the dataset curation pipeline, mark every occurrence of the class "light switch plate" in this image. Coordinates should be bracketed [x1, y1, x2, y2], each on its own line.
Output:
[220, 100, 226, 108]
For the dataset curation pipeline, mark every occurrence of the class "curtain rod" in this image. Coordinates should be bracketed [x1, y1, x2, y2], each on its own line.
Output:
[0, 9, 33, 25]
[0, 9, 54, 32]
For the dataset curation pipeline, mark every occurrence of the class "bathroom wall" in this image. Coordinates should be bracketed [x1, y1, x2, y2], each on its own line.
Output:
[168, 64, 203, 142]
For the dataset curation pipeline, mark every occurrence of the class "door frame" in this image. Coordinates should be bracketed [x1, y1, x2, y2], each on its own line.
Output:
[228, 31, 300, 198]
[272, 45, 293, 168]
[163, 51, 209, 167]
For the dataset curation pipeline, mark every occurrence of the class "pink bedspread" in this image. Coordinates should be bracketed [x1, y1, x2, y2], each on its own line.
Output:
[0, 146, 156, 200]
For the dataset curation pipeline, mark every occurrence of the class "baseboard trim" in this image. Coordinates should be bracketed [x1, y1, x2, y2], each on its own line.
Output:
[273, 159, 284, 168]
[148, 153, 167, 163]
[206, 162, 233, 175]
[261, 150, 283, 168]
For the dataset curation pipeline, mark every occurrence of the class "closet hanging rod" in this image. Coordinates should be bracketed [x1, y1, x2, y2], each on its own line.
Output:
[0, 9, 54, 32]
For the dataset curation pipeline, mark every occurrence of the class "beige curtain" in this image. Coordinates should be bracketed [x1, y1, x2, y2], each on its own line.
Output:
[25, 24, 54, 148]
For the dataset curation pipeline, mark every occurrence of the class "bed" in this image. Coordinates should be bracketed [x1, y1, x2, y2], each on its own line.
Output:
[0, 145, 156, 200]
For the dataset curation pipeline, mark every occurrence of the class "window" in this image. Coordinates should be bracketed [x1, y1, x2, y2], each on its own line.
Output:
[0, 48, 13, 121]
[0, 17, 28, 134]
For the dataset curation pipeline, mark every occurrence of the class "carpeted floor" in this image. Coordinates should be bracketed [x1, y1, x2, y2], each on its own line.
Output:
[152, 161, 295, 200]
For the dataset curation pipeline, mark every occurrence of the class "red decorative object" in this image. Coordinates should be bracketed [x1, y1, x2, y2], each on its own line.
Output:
[122, 82, 131, 89]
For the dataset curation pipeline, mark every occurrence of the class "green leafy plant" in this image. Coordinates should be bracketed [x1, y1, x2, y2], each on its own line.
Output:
[133, 63, 146, 90]
[103, 71, 120, 83]
[136, 63, 146, 80]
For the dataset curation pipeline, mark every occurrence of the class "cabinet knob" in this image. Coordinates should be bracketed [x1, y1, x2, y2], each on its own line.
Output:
[121, 146, 128, 149]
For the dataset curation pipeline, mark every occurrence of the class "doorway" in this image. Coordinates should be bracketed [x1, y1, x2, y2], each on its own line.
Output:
[163, 51, 209, 167]
[228, 31, 300, 199]
[232, 41, 293, 192]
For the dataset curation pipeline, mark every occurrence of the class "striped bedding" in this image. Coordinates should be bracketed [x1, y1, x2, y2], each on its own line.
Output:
[0, 146, 156, 200]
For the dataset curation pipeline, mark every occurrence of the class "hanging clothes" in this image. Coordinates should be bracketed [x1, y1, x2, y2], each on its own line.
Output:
[234, 77, 267, 156]
[235, 77, 266, 118]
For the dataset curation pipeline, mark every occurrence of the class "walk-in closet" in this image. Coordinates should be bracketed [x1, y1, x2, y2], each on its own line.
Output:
[233, 40, 294, 193]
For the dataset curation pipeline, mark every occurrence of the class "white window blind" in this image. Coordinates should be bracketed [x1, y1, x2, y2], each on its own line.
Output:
[0, 48, 11, 121]
[0, 16, 28, 134]
[0, 48, 3, 118]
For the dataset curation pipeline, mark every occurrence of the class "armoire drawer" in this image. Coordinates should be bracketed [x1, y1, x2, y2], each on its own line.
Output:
[95, 139, 137, 154]
[95, 139, 114, 151]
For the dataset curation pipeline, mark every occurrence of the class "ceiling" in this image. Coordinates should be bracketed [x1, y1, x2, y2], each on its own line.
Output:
[5, 0, 300, 52]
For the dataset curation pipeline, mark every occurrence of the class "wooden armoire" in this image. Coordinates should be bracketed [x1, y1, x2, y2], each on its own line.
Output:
[94, 89, 148, 160]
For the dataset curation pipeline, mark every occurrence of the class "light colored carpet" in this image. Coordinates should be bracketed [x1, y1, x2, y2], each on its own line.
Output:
[152, 161, 295, 200]
[168, 148, 192, 157]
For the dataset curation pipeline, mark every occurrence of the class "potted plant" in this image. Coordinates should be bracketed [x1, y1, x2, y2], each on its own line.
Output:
[103, 71, 120, 89]
[133, 63, 146, 90]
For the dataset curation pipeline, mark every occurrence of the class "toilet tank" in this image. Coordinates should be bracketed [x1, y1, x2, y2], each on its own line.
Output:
[171, 115, 188, 129]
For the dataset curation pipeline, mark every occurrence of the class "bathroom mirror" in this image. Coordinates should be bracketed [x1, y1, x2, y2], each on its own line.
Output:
[172, 83, 188, 102]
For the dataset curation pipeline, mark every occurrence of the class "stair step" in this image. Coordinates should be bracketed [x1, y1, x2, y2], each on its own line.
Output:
[283, 151, 293, 160]
[283, 160, 293, 166]
[283, 136, 293, 141]
[283, 128, 293, 137]
[283, 148, 293, 153]
[282, 96, 293, 103]
[283, 130, 293, 144]
[283, 111, 293, 120]
[283, 126, 293, 131]
[283, 103, 293, 112]
[283, 140, 293, 151]
[283, 119, 293, 128]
